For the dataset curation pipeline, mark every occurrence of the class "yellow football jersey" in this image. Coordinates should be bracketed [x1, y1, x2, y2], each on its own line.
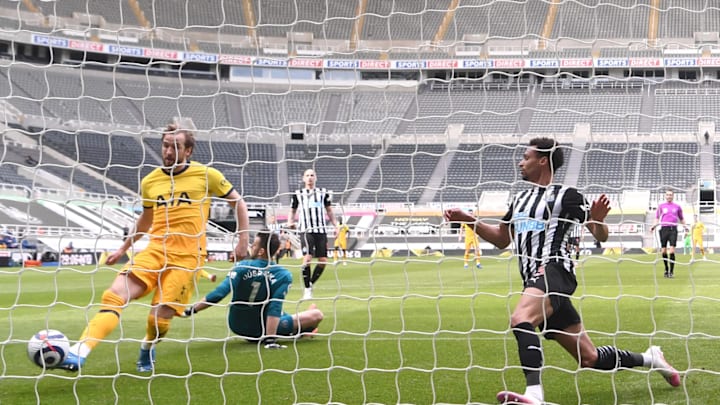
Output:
[140, 162, 233, 259]
[337, 224, 350, 242]
[693, 221, 705, 238]
[463, 224, 476, 241]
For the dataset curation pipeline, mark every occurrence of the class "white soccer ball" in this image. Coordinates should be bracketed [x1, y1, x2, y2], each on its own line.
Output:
[27, 329, 70, 368]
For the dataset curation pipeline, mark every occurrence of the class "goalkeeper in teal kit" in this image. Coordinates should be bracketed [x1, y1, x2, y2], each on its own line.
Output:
[183, 230, 323, 348]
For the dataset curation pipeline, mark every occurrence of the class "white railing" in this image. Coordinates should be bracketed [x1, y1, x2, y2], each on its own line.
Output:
[0, 183, 31, 197]
[1, 224, 96, 237]
[30, 186, 127, 203]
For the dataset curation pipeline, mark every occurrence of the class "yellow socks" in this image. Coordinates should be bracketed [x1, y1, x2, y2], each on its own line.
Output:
[144, 314, 171, 343]
[79, 290, 125, 350]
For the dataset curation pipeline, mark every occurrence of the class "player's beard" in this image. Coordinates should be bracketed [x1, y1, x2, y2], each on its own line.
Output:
[164, 157, 184, 170]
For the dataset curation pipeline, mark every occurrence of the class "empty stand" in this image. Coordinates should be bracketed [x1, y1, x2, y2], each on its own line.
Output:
[449, 0, 548, 39]
[253, 0, 356, 40]
[116, 74, 232, 130]
[335, 92, 415, 135]
[577, 142, 699, 193]
[437, 143, 493, 203]
[38, 130, 141, 195]
[142, 0, 245, 32]
[38, 0, 136, 26]
[362, 0, 451, 42]
[355, 144, 445, 203]
[285, 143, 381, 205]
[0, 197, 83, 228]
[240, 90, 330, 132]
[577, 142, 642, 193]
[107, 135, 157, 193]
[0, 165, 33, 189]
[551, 0, 650, 40]
[404, 88, 526, 135]
[530, 88, 643, 133]
[653, 86, 720, 133]
[636, 142, 699, 191]
[658, 0, 720, 38]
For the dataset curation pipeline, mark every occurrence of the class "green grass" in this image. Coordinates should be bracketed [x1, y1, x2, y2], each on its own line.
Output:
[1, 254, 719, 404]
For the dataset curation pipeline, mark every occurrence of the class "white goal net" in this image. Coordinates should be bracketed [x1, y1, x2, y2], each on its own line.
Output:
[1, 1, 718, 404]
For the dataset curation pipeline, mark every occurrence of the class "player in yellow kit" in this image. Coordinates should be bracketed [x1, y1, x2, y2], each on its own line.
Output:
[333, 219, 350, 266]
[60, 124, 250, 373]
[691, 215, 706, 261]
[461, 223, 482, 269]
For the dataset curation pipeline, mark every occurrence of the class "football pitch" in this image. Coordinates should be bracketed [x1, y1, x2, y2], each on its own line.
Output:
[1, 254, 718, 405]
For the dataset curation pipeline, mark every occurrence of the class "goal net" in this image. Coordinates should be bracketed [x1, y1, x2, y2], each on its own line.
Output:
[1, 1, 717, 404]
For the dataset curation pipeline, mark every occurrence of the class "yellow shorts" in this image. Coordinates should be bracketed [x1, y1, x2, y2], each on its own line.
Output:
[334, 239, 347, 250]
[693, 236, 704, 246]
[122, 248, 203, 315]
[465, 239, 478, 250]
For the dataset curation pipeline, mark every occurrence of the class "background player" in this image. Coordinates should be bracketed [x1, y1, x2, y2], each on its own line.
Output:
[183, 231, 323, 347]
[333, 218, 350, 266]
[460, 222, 482, 269]
[691, 214, 706, 261]
[288, 169, 338, 299]
[568, 224, 583, 261]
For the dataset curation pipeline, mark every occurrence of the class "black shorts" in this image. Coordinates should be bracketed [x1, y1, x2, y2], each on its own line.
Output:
[659, 226, 678, 248]
[568, 237, 580, 246]
[525, 262, 580, 340]
[300, 232, 328, 258]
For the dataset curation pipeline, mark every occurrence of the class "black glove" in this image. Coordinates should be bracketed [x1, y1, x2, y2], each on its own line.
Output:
[182, 306, 196, 318]
[261, 337, 286, 350]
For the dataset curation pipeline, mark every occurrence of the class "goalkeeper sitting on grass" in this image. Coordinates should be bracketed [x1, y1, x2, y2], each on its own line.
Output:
[183, 230, 323, 348]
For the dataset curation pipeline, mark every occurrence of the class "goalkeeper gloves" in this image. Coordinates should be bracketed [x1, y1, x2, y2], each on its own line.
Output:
[261, 337, 286, 350]
[181, 306, 196, 318]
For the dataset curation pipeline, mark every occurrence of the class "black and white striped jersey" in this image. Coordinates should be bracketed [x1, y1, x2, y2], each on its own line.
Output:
[267, 222, 283, 234]
[569, 223, 583, 241]
[291, 187, 332, 233]
[501, 185, 588, 284]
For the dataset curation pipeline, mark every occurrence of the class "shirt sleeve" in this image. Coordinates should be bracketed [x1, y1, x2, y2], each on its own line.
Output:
[324, 190, 332, 208]
[290, 192, 299, 210]
[205, 273, 233, 304]
[501, 201, 514, 223]
[557, 188, 587, 225]
[206, 167, 234, 198]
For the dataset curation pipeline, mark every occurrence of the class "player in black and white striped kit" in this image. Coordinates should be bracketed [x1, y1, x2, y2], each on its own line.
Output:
[444, 138, 679, 404]
[288, 169, 338, 300]
[568, 223, 583, 261]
